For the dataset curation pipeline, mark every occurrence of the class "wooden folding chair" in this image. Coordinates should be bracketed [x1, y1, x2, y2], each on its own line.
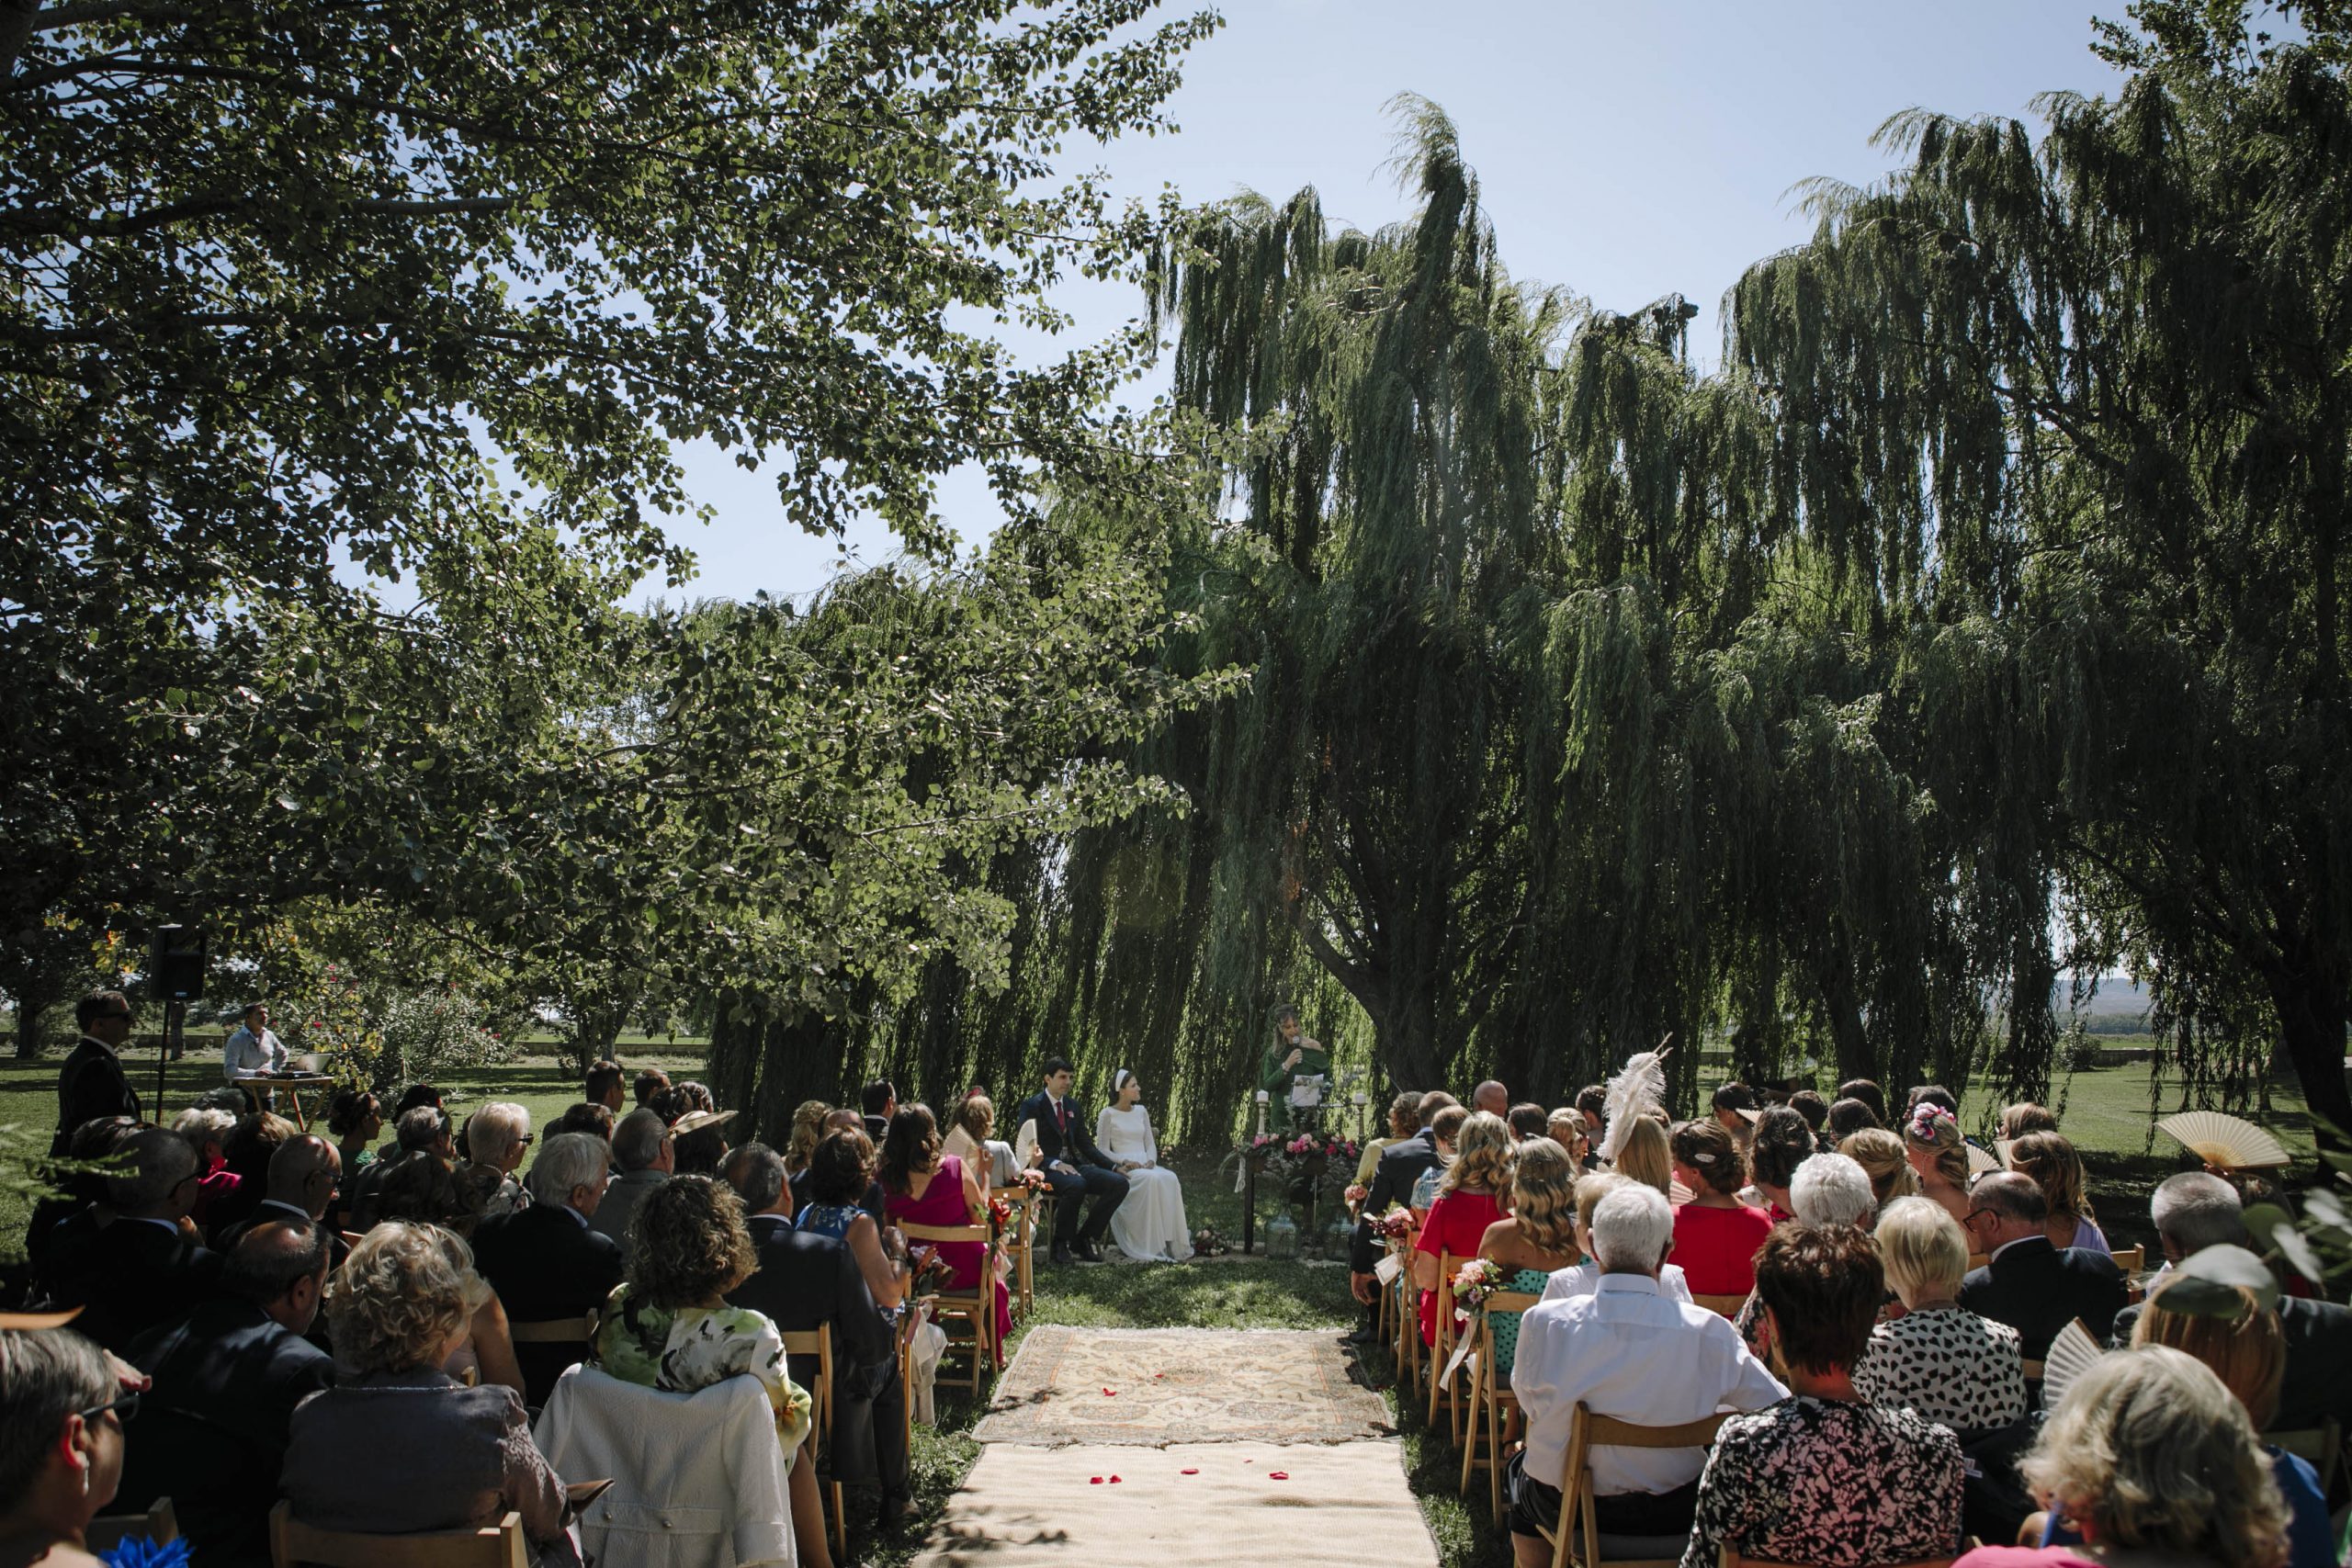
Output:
[1542, 1403, 1733, 1568]
[900, 1218, 1003, 1393]
[1389, 1228, 1423, 1398]
[86, 1497, 176, 1555]
[781, 1328, 848, 1559]
[505, 1312, 598, 1347]
[269, 1500, 526, 1567]
[2108, 1243, 2145, 1274]
[1692, 1292, 1746, 1321]
[1458, 1289, 1540, 1515]
[990, 1185, 1043, 1317]
[1426, 1251, 1463, 1434]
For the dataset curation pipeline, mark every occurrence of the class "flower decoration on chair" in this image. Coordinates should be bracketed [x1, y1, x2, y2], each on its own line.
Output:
[1368, 1205, 1416, 1241]
[986, 1195, 1015, 1233]
[1191, 1224, 1233, 1257]
[1451, 1257, 1505, 1311]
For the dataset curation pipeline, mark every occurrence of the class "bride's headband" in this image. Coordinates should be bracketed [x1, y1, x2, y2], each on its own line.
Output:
[1114, 1067, 1136, 1093]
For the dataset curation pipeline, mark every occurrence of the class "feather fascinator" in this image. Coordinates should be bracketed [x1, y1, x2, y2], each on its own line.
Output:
[1598, 1041, 1671, 1164]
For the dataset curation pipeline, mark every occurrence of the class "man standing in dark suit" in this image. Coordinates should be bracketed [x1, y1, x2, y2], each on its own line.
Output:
[860, 1079, 898, 1144]
[1349, 1090, 1456, 1311]
[723, 1143, 912, 1522]
[1958, 1170, 2128, 1361]
[1013, 1057, 1127, 1265]
[470, 1133, 625, 1407]
[39, 1125, 220, 1352]
[50, 989, 141, 1157]
[115, 1220, 334, 1567]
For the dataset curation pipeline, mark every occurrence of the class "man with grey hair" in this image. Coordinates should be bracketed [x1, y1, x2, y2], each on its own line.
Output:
[1788, 1150, 1877, 1228]
[588, 1107, 673, 1246]
[466, 1100, 534, 1217]
[2110, 1169, 2352, 1431]
[344, 1104, 456, 1230]
[38, 1126, 220, 1351]
[214, 1134, 347, 1266]
[1507, 1184, 1783, 1565]
[1957, 1170, 2126, 1360]
[724, 1142, 911, 1520]
[471, 1133, 623, 1407]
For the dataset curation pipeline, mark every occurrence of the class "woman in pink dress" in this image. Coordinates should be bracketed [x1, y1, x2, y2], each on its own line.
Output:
[879, 1103, 1012, 1359]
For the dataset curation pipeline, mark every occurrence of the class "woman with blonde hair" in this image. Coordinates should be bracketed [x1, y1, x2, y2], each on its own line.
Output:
[1475, 1136, 1582, 1380]
[1840, 1126, 1922, 1216]
[1411, 1110, 1513, 1346]
[1901, 1101, 1973, 1224]
[1608, 1111, 1674, 1200]
[782, 1099, 831, 1179]
[2006, 1130, 2108, 1253]
[1954, 1345, 2290, 1568]
[1853, 1196, 2025, 1430]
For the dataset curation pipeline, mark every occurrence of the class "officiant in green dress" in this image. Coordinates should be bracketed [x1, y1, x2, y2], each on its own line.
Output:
[1259, 1005, 1330, 1130]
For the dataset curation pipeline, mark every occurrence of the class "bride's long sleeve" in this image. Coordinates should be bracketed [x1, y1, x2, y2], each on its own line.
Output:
[1095, 1106, 1120, 1161]
[1138, 1111, 1159, 1168]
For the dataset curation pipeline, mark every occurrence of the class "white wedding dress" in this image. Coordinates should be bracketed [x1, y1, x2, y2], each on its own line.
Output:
[1095, 1104, 1190, 1262]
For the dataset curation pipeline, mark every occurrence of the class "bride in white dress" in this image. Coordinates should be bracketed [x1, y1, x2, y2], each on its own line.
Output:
[1095, 1069, 1190, 1262]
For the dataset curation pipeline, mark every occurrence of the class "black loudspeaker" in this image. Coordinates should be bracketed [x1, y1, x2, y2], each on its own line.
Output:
[150, 924, 207, 1002]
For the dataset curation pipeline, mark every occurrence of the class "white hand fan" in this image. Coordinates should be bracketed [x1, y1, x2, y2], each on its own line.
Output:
[2156, 1110, 2290, 1171]
[1014, 1118, 1040, 1168]
[1966, 1142, 2002, 1179]
[2036, 1318, 2109, 1412]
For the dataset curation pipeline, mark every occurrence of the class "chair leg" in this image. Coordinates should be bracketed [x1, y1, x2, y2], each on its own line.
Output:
[1457, 1362, 1480, 1497]
[829, 1481, 846, 1559]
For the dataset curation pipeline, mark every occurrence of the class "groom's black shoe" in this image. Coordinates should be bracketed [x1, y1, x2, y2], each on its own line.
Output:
[1051, 1241, 1075, 1265]
[1076, 1236, 1105, 1263]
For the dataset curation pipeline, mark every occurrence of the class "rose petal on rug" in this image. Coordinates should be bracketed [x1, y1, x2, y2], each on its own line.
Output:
[975, 1326, 1396, 1447]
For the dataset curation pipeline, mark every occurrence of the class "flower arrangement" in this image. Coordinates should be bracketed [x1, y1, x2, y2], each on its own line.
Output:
[1224, 1129, 1362, 1195]
[1192, 1224, 1234, 1258]
[1368, 1205, 1416, 1241]
[1452, 1257, 1506, 1310]
[1905, 1102, 1958, 1143]
[1343, 1181, 1369, 1209]
[987, 1195, 1015, 1233]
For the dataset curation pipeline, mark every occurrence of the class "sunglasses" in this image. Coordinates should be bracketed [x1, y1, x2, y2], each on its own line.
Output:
[78, 1391, 141, 1426]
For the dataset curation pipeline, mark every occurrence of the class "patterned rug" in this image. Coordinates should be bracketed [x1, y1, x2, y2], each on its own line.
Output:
[971, 1326, 1394, 1447]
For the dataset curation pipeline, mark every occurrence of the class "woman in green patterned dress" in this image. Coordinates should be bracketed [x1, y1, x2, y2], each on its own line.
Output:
[1474, 1136, 1583, 1396]
[594, 1174, 831, 1568]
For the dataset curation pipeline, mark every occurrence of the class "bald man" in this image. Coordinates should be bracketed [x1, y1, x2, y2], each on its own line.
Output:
[214, 1134, 347, 1263]
[1472, 1080, 1510, 1118]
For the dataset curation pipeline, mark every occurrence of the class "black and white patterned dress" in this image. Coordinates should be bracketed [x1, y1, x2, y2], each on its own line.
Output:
[1853, 1303, 2027, 1431]
[1680, 1396, 1964, 1568]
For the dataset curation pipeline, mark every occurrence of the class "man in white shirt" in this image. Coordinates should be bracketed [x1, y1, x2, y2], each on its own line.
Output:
[222, 1002, 287, 1083]
[1508, 1182, 1785, 1566]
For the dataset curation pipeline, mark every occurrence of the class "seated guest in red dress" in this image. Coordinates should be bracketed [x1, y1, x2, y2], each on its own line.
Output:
[1414, 1111, 1517, 1346]
[1668, 1119, 1772, 1299]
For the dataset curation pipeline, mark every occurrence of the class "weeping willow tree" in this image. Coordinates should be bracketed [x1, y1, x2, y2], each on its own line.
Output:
[1726, 0, 2352, 1133]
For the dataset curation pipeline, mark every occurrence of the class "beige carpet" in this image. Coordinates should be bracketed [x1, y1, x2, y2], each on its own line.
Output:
[910, 1440, 1439, 1568]
[971, 1326, 1394, 1447]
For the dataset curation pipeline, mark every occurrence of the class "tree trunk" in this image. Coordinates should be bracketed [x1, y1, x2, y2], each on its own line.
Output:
[2265, 955, 2352, 1172]
[1368, 981, 1447, 1095]
[1817, 962, 1876, 1088]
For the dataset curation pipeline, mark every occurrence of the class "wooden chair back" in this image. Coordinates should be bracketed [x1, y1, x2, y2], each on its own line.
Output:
[899, 1218, 1002, 1391]
[1458, 1289, 1543, 1514]
[269, 1500, 527, 1568]
[2109, 1243, 2145, 1274]
[990, 1184, 1044, 1316]
[1549, 1403, 1733, 1568]
[1693, 1292, 1747, 1321]
[781, 1328, 847, 1558]
[86, 1497, 177, 1555]
[1965, 1252, 1989, 1273]
[506, 1312, 597, 1345]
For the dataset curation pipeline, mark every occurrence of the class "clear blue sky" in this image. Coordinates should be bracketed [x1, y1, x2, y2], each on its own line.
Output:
[649, 1, 2127, 605]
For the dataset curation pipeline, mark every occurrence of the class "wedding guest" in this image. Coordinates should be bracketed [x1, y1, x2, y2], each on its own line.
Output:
[1790, 1150, 1876, 1228]
[1349, 1090, 1454, 1306]
[1013, 1058, 1126, 1265]
[0, 1326, 125, 1568]
[2000, 1102, 2060, 1139]
[797, 1129, 907, 1310]
[116, 1221, 334, 1565]
[881, 1105, 1010, 1355]
[24, 1116, 137, 1269]
[1959, 1172, 2127, 1360]
[1409, 1104, 1471, 1210]
[1786, 1089, 1829, 1134]
[671, 1103, 734, 1178]
[1544, 1173, 1695, 1304]
[373, 1139, 488, 1238]
[1476, 1137, 1583, 1381]
[1358, 1093, 1424, 1184]
[944, 1090, 1021, 1189]
[595, 1175, 830, 1568]
[213, 1134, 345, 1263]
[210, 1111, 300, 1235]
[1836, 1078, 1888, 1123]
[2005, 1131, 2107, 1253]
[1906, 1084, 1961, 1117]
[548, 1102, 615, 1144]
[783, 1100, 832, 1183]
[470, 1134, 623, 1407]
[1951, 1348, 2289, 1568]
[860, 1080, 898, 1144]
[1710, 1082, 1759, 1141]
[286, 1224, 579, 1565]
[1573, 1085, 1607, 1146]
[1096, 1071, 1190, 1262]
[1853, 1196, 2025, 1431]
[1747, 1106, 1814, 1224]
[325, 1088, 382, 1179]
[1415, 1111, 1515, 1345]
[1902, 1100, 1973, 1224]
[1507, 1102, 1550, 1141]
[38, 1126, 220, 1353]
[1840, 1126, 1922, 1212]
[587, 1108, 673, 1247]
[1683, 1224, 1963, 1568]
[1668, 1120, 1772, 1299]
[49, 990, 141, 1158]
[583, 1059, 627, 1115]
[1508, 1184, 1783, 1565]
[172, 1105, 242, 1236]
[1823, 1096, 1881, 1139]
[1609, 1111, 1674, 1201]
[347, 1104, 456, 1229]
[632, 1066, 670, 1107]
[725, 1143, 911, 1526]
[1544, 1108, 1586, 1162]
[1472, 1080, 1510, 1117]
[221, 1002, 288, 1085]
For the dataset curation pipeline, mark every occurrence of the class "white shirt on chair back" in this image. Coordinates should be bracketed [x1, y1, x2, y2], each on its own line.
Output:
[1510, 1273, 1785, 1498]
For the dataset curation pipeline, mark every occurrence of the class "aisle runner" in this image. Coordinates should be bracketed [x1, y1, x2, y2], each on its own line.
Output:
[914, 1328, 1438, 1568]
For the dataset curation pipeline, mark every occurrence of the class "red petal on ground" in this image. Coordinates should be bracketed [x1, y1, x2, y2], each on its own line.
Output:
[1090, 1476, 1104, 1484]
[1180, 1469, 1199, 1475]
[1109, 1475, 1123, 1483]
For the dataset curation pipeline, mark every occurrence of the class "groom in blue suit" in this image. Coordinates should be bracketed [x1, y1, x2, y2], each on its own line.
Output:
[1014, 1057, 1128, 1264]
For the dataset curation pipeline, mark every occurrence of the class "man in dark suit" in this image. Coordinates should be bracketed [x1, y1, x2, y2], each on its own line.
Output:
[39, 1125, 221, 1352]
[724, 1142, 911, 1519]
[2109, 1170, 2352, 1432]
[1958, 1170, 2128, 1361]
[212, 1134, 345, 1259]
[50, 989, 141, 1157]
[470, 1132, 625, 1407]
[1013, 1056, 1127, 1264]
[1349, 1090, 1456, 1303]
[860, 1079, 898, 1144]
[115, 1220, 334, 1567]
